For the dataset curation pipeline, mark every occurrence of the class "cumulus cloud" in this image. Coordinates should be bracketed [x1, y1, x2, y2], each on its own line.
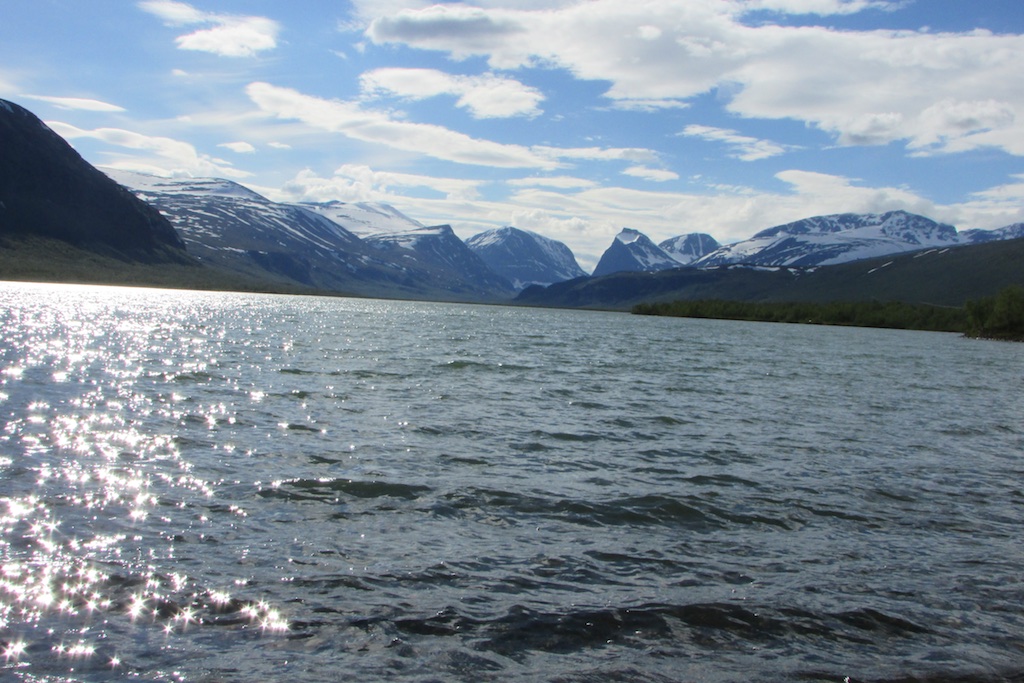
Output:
[361, 67, 543, 118]
[19, 95, 125, 112]
[681, 124, 790, 160]
[138, 0, 279, 57]
[47, 120, 251, 178]
[367, 5, 527, 63]
[359, 0, 1024, 158]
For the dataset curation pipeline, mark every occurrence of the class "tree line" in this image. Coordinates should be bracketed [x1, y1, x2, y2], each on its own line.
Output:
[633, 286, 1024, 341]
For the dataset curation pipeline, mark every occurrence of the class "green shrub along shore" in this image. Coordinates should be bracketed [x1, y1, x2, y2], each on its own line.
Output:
[632, 286, 1024, 341]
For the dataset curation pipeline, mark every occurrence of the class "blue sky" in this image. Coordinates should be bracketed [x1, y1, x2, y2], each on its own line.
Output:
[2, 0, 1023, 270]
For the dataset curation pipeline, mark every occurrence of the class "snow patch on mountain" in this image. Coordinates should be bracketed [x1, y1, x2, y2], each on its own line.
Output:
[616, 230, 641, 245]
[300, 200, 425, 238]
[106, 169, 266, 202]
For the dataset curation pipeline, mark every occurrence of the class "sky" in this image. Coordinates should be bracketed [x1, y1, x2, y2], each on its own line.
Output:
[2, 0, 1023, 271]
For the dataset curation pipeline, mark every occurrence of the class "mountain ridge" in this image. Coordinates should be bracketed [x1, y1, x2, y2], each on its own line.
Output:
[466, 226, 586, 290]
[591, 228, 679, 277]
[0, 99, 188, 263]
[515, 237, 1024, 310]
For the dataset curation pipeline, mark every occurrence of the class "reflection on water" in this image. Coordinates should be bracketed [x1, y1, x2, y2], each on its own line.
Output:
[1, 284, 290, 678]
[1, 281, 1023, 682]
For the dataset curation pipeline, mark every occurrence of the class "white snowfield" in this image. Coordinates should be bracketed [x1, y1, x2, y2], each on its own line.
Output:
[301, 201, 426, 239]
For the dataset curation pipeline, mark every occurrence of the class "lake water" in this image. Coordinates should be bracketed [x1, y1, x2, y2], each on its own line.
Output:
[0, 281, 1022, 683]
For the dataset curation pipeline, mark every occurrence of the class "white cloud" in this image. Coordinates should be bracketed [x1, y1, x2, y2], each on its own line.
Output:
[681, 124, 790, 160]
[507, 176, 598, 189]
[19, 95, 125, 112]
[623, 166, 680, 182]
[218, 141, 256, 153]
[361, 67, 543, 119]
[970, 174, 1024, 202]
[276, 165, 484, 203]
[0, 73, 18, 97]
[361, 0, 1024, 158]
[137, 0, 205, 24]
[533, 145, 660, 165]
[138, 0, 279, 57]
[247, 82, 557, 169]
[46, 120, 251, 178]
[609, 99, 691, 112]
[746, 0, 900, 15]
[247, 82, 661, 170]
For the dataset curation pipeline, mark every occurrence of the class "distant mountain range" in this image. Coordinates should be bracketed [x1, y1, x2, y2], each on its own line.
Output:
[588, 212, 1022, 276]
[109, 170, 515, 301]
[692, 211, 960, 268]
[2, 97, 1022, 308]
[516, 237, 1024, 310]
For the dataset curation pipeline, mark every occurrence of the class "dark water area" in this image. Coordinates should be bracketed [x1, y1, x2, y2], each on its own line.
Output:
[0, 281, 1022, 682]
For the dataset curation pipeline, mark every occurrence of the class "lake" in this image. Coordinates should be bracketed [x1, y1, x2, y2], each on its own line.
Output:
[1, 281, 1022, 682]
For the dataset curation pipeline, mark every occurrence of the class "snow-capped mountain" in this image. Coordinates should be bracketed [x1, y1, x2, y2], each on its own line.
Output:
[300, 200, 426, 238]
[960, 223, 1024, 244]
[694, 211, 960, 268]
[659, 233, 721, 265]
[466, 227, 587, 290]
[108, 170, 513, 301]
[591, 228, 680, 277]
[303, 200, 514, 297]
[360, 223, 515, 298]
[1, 100, 185, 262]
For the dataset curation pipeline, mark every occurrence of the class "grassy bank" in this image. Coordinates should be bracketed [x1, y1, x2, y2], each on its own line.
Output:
[633, 287, 1024, 341]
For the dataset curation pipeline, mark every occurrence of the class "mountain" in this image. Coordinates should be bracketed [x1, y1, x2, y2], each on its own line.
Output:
[591, 228, 680, 277]
[960, 223, 1024, 244]
[465, 226, 587, 290]
[0, 99, 186, 263]
[361, 224, 516, 299]
[694, 211, 960, 268]
[301, 200, 428, 238]
[659, 233, 721, 265]
[109, 171, 513, 301]
[516, 237, 1024, 311]
[302, 202, 515, 300]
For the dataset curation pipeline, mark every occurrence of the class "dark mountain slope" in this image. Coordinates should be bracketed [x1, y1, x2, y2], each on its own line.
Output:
[0, 99, 187, 263]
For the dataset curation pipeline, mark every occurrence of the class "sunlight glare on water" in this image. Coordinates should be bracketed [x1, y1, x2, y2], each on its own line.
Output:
[1, 281, 1022, 683]
[0, 283, 291, 679]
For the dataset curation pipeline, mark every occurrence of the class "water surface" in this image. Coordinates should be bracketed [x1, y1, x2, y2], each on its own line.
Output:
[1, 282, 1022, 682]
